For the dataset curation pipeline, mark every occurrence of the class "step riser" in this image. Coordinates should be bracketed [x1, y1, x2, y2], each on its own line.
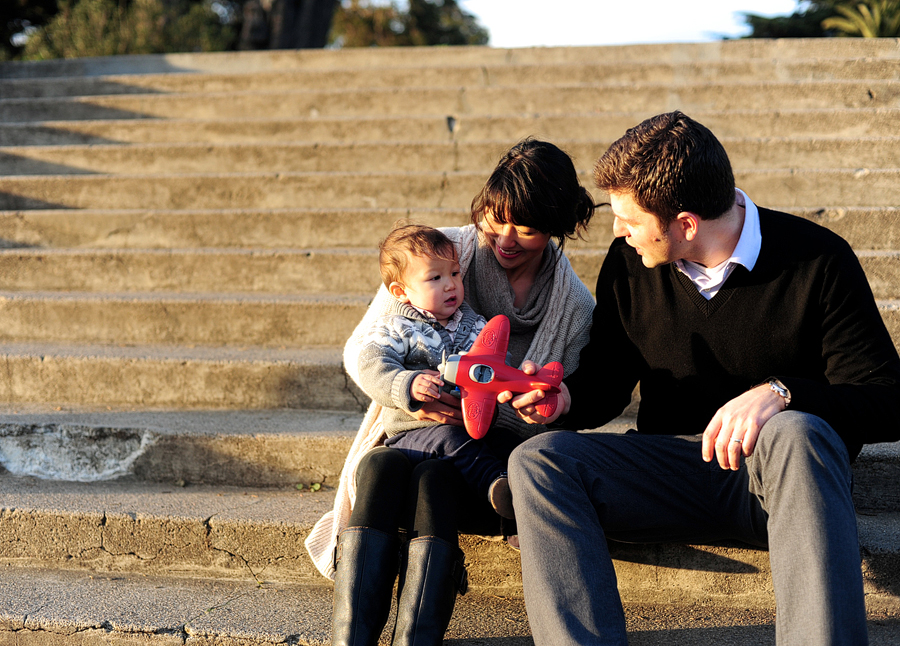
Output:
[0, 295, 367, 347]
[3, 169, 900, 211]
[0, 208, 473, 249]
[2, 418, 896, 505]
[1, 249, 898, 300]
[0, 496, 895, 608]
[0, 208, 895, 252]
[3, 81, 898, 122]
[0, 353, 366, 410]
[6, 59, 900, 99]
[3, 138, 898, 176]
[0, 297, 896, 350]
[4, 109, 899, 147]
[3, 40, 898, 80]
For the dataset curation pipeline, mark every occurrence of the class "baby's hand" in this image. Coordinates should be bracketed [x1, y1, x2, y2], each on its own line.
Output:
[411, 372, 444, 403]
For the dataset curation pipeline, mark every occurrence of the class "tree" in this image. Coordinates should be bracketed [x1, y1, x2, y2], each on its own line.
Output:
[2, 0, 340, 60]
[742, 0, 840, 38]
[0, 0, 58, 60]
[821, 0, 900, 36]
[238, 0, 338, 50]
[19, 0, 236, 60]
[329, 0, 488, 48]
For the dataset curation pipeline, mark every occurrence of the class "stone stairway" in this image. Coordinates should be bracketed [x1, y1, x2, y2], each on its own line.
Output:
[0, 39, 899, 644]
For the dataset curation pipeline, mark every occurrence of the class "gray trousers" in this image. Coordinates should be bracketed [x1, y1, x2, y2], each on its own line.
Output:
[508, 411, 867, 646]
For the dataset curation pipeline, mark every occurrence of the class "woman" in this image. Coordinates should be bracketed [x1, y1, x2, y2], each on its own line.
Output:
[305, 138, 597, 645]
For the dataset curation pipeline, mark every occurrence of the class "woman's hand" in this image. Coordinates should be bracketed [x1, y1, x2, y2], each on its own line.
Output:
[497, 360, 571, 425]
[410, 388, 464, 426]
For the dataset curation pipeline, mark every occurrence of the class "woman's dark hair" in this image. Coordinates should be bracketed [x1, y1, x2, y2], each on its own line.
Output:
[470, 138, 595, 249]
[593, 111, 735, 229]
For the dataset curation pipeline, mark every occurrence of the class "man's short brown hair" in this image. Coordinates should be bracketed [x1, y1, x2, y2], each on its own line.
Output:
[593, 111, 735, 229]
[378, 224, 458, 287]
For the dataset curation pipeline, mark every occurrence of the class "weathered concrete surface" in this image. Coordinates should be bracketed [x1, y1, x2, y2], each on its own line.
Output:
[4, 58, 900, 100]
[3, 108, 899, 147]
[9, 566, 891, 646]
[3, 80, 899, 123]
[2, 38, 898, 80]
[0, 206, 894, 252]
[3, 168, 900, 211]
[0, 291, 369, 347]
[0, 343, 367, 411]
[0, 473, 897, 610]
[2, 137, 898, 176]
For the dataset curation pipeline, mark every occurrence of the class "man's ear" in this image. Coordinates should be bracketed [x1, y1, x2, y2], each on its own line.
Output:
[674, 212, 701, 242]
[389, 281, 411, 303]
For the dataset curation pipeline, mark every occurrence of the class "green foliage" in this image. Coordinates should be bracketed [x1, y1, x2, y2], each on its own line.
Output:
[330, 0, 488, 47]
[742, 0, 841, 37]
[822, 0, 900, 36]
[20, 0, 236, 60]
[0, 0, 58, 60]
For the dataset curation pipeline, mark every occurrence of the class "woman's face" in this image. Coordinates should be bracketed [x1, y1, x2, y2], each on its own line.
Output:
[480, 209, 552, 274]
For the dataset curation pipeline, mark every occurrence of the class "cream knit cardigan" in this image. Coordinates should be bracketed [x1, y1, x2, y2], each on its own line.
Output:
[304, 225, 595, 579]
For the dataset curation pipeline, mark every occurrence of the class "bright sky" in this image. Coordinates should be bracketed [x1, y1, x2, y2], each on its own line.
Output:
[457, 1, 801, 48]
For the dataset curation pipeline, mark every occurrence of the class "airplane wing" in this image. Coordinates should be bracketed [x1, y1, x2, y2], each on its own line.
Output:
[468, 315, 509, 360]
[462, 390, 497, 440]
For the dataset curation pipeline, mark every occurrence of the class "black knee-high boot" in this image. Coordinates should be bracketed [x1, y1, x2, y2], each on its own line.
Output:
[332, 527, 401, 646]
[391, 536, 468, 646]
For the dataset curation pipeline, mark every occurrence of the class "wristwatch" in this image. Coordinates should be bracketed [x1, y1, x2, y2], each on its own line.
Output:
[767, 379, 791, 406]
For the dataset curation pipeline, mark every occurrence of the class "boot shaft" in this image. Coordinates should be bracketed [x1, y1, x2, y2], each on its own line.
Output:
[392, 535, 467, 646]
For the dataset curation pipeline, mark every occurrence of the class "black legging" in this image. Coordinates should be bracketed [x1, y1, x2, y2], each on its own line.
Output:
[348, 446, 502, 543]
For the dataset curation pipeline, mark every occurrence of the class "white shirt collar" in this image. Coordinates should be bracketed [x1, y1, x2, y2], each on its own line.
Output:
[674, 189, 762, 299]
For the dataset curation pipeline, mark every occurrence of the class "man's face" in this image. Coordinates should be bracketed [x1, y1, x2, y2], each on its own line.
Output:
[610, 192, 676, 268]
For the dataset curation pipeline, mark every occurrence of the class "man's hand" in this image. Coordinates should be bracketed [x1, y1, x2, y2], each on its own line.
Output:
[496, 360, 572, 425]
[702, 384, 787, 470]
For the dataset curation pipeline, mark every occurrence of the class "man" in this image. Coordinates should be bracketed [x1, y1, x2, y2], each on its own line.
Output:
[502, 111, 900, 645]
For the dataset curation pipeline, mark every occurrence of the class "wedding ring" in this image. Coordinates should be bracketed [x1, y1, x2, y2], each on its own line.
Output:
[731, 437, 744, 443]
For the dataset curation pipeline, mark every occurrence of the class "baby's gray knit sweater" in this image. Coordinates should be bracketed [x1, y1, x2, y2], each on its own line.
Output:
[357, 298, 486, 437]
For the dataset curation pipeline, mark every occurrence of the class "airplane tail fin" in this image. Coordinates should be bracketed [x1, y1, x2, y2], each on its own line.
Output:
[533, 361, 563, 419]
[534, 361, 563, 387]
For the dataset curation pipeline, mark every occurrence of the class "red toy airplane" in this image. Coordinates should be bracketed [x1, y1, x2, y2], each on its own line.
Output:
[439, 315, 564, 440]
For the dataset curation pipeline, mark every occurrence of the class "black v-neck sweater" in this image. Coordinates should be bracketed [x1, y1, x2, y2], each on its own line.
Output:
[564, 207, 900, 460]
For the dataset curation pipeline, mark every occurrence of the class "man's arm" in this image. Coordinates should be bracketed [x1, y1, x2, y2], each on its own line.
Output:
[705, 230, 900, 467]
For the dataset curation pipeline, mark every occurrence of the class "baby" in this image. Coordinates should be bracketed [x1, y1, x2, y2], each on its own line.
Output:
[356, 224, 516, 518]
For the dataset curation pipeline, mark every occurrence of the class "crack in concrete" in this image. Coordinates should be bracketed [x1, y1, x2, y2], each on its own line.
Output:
[342, 370, 367, 411]
[202, 515, 261, 583]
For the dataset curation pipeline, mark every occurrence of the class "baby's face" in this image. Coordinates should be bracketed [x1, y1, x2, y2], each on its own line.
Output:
[398, 254, 463, 324]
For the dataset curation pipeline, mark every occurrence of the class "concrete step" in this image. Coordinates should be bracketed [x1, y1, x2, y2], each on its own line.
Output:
[0, 408, 359, 486]
[0, 248, 382, 294]
[3, 169, 900, 211]
[2, 80, 898, 123]
[0, 206, 895, 252]
[0, 409, 897, 507]
[0, 291, 368, 347]
[2, 39, 898, 81]
[0, 469, 897, 611]
[0, 293, 895, 371]
[4, 58, 899, 100]
[4, 108, 899, 147]
[0, 247, 897, 301]
[0, 342, 365, 411]
[4, 566, 900, 645]
[0, 207, 472, 249]
[3, 137, 899, 176]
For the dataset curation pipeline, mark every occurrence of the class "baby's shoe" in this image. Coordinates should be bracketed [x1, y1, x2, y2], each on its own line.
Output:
[488, 474, 515, 519]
